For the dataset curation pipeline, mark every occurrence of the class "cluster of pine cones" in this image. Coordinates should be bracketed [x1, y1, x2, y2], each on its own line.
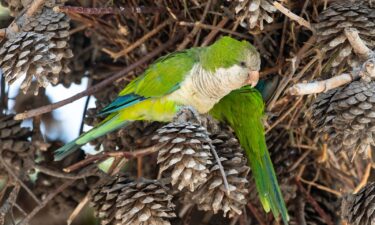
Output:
[311, 1, 375, 158]
[1, 0, 375, 225]
[89, 109, 251, 225]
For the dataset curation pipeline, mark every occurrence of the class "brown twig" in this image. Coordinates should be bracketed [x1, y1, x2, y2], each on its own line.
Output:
[247, 202, 267, 225]
[63, 145, 162, 173]
[17, 180, 75, 225]
[273, 2, 314, 32]
[296, 180, 335, 225]
[0, 184, 20, 225]
[177, 0, 212, 50]
[267, 35, 317, 110]
[67, 194, 90, 225]
[0, 155, 41, 205]
[104, 18, 174, 60]
[296, 194, 307, 225]
[25, 0, 45, 17]
[299, 178, 342, 197]
[353, 162, 373, 194]
[201, 17, 229, 47]
[32, 163, 99, 179]
[54, 5, 166, 15]
[14, 34, 183, 121]
[0, 29, 5, 39]
[177, 21, 251, 40]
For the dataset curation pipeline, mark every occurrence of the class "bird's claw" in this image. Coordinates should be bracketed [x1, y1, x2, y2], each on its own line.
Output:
[173, 106, 201, 124]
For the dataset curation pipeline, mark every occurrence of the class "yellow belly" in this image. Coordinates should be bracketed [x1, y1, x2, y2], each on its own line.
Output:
[117, 97, 179, 122]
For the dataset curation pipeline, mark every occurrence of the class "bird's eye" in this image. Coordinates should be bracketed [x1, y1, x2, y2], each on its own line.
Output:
[239, 61, 246, 67]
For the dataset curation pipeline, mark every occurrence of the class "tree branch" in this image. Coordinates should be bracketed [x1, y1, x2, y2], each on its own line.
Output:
[17, 180, 74, 225]
[14, 34, 183, 120]
[63, 145, 162, 173]
[289, 53, 375, 95]
[344, 28, 372, 58]
[288, 73, 356, 95]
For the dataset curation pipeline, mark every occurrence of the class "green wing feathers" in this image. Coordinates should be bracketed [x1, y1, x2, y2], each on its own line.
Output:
[209, 86, 289, 224]
[119, 48, 200, 98]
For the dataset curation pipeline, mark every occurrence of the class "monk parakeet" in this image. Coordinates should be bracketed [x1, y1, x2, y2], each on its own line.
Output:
[54, 36, 261, 161]
[209, 86, 289, 224]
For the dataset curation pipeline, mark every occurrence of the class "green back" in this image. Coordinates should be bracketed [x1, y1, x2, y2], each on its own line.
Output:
[119, 48, 201, 97]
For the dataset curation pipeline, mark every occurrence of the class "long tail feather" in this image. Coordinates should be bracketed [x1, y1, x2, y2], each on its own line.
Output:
[54, 115, 130, 161]
[209, 87, 289, 224]
[247, 149, 289, 224]
[54, 140, 83, 161]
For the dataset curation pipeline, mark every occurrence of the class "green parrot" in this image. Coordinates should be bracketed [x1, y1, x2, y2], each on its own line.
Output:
[209, 86, 289, 224]
[54, 36, 261, 161]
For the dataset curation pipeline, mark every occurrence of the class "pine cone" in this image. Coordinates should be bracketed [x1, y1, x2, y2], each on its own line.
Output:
[341, 182, 375, 225]
[186, 123, 250, 218]
[154, 121, 213, 192]
[311, 78, 375, 157]
[21, 6, 73, 86]
[0, 114, 33, 171]
[316, 0, 375, 75]
[0, 32, 60, 95]
[228, 0, 276, 30]
[90, 175, 176, 225]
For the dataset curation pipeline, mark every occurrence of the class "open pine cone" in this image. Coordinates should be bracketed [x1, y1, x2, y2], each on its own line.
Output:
[228, 0, 277, 30]
[154, 113, 213, 192]
[0, 1, 72, 94]
[341, 182, 375, 225]
[185, 123, 250, 218]
[0, 114, 33, 171]
[0, 32, 59, 95]
[312, 81, 375, 157]
[21, 5, 73, 88]
[316, 0, 375, 75]
[90, 175, 176, 225]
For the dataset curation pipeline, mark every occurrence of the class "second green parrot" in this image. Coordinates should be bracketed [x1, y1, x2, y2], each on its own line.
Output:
[54, 36, 261, 160]
[209, 86, 289, 224]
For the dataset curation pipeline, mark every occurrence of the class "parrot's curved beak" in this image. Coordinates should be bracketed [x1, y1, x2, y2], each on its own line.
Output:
[246, 70, 259, 87]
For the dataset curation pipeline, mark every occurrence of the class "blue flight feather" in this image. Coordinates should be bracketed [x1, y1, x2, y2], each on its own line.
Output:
[98, 94, 146, 116]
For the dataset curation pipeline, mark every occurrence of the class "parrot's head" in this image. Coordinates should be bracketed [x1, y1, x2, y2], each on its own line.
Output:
[202, 36, 261, 88]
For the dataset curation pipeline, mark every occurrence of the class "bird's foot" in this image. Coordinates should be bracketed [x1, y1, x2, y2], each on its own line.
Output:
[173, 106, 201, 124]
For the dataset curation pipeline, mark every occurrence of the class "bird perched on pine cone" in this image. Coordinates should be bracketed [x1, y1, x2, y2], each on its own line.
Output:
[54, 36, 261, 161]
